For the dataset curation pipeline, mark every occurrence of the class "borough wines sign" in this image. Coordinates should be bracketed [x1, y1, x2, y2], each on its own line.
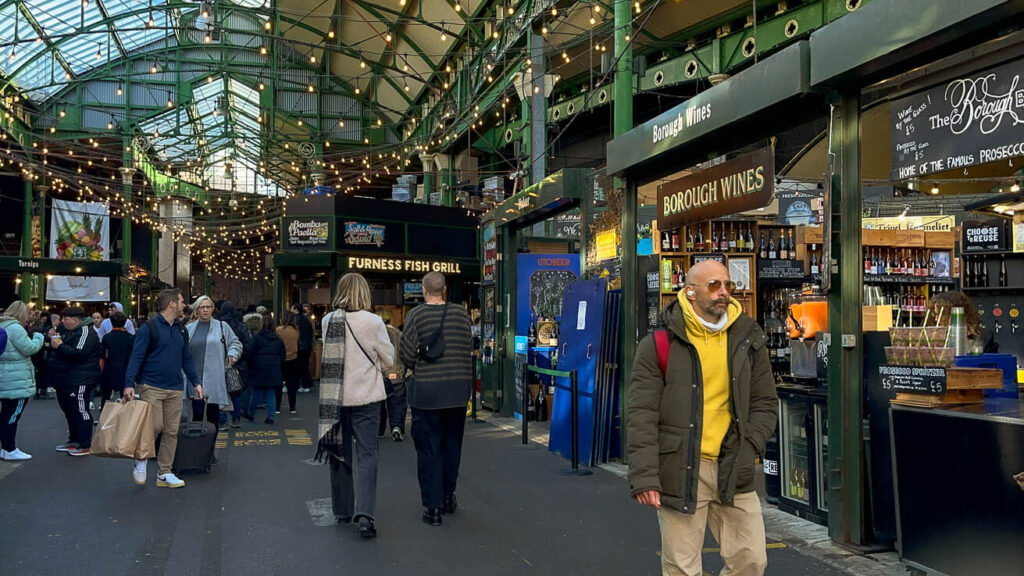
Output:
[657, 148, 774, 229]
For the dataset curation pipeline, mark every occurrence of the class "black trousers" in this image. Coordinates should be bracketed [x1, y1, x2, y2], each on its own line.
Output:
[283, 358, 301, 411]
[329, 402, 381, 522]
[56, 384, 95, 448]
[297, 348, 313, 389]
[0, 397, 29, 451]
[378, 379, 408, 436]
[411, 406, 467, 509]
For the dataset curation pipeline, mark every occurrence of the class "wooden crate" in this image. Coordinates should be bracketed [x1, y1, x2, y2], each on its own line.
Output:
[863, 229, 896, 246]
[891, 367, 1003, 407]
[924, 231, 956, 249]
[895, 230, 926, 247]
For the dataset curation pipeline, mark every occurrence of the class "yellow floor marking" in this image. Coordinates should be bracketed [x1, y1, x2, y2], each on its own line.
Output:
[234, 430, 280, 438]
[285, 428, 313, 446]
[233, 438, 282, 447]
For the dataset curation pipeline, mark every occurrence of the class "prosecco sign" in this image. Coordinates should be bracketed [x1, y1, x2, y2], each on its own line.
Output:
[892, 58, 1024, 179]
[657, 148, 774, 229]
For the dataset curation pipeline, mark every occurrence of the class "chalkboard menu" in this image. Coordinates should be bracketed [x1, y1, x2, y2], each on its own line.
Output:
[513, 336, 528, 419]
[891, 57, 1024, 180]
[962, 220, 1007, 252]
[878, 365, 947, 395]
[757, 259, 805, 280]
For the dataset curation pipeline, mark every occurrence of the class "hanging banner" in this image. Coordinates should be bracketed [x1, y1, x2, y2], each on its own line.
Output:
[47, 199, 111, 302]
[862, 215, 956, 231]
[891, 58, 1024, 180]
[658, 148, 774, 229]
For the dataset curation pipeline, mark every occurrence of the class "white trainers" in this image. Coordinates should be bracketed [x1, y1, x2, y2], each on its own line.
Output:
[132, 460, 147, 485]
[0, 448, 32, 461]
[156, 473, 185, 488]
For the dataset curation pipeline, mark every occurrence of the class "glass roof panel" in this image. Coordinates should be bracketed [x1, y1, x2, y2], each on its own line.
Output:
[101, 0, 172, 52]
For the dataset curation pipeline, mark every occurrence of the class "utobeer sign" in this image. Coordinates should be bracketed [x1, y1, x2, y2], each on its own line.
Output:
[657, 148, 774, 229]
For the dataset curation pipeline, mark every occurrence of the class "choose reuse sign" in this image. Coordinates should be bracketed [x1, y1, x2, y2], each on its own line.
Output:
[891, 58, 1024, 180]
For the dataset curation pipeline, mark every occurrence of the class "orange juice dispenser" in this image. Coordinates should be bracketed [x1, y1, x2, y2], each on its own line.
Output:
[787, 288, 827, 381]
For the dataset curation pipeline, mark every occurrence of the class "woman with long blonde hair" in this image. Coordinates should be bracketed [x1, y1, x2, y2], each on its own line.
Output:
[316, 273, 394, 539]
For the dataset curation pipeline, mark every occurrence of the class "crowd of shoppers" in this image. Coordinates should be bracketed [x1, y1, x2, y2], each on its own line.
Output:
[1, 271, 477, 544]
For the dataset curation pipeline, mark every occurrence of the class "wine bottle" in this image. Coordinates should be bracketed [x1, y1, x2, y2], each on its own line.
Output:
[965, 256, 973, 287]
[768, 231, 777, 260]
[527, 316, 536, 346]
[685, 228, 695, 252]
[779, 230, 789, 260]
[864, 249, 872, 275]
[661, 231, 671, 252]
[759, 233, 767, 259]
[726, 223, 735, 252]
[696, 226, 705, 252]
[747, 224, 755, 248]
[885, 250, 893, 275]
[788, 230, 797, 260]
[671, 228, 680, 252]
[1000, 255, 1008, 287]
[811, 245, 820, 275]
[710, 225, 719, 252]
[736, 224, 745, 251]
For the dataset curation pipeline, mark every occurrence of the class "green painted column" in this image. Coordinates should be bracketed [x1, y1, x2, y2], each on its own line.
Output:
[442, 155, 456, 207]
[827, 92, 867, 546]
[529, 29, 547, 184]
[119, 167, 134, 310]
[521, 92, 532, 188]
[616, 0, 637, 454]
[421, 153, 435, 205]
[20, 173, 33, 301]
[498, 224, 516, 416]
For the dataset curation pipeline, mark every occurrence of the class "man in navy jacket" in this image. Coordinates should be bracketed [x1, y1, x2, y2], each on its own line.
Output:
[123, 289, 203, 489]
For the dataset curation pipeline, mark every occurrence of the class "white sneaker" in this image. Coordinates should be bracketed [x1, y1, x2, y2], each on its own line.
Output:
[156, 473, 185, 488]
[133, 460, 147, 485]
[1, 448, 32, 461]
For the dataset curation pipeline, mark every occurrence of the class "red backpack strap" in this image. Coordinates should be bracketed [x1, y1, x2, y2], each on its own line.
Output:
[654, 329, 669, 378]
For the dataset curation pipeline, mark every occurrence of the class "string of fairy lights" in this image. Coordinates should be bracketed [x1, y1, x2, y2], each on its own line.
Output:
[0, 0, 675, 285]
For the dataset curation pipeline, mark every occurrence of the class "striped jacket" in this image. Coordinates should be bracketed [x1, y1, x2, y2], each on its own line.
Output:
[47, 319, 102, 388]
[399, 303, 473, 410]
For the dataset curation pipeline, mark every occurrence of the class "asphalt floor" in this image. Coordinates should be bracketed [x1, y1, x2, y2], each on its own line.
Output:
[0, 392, 854, 576]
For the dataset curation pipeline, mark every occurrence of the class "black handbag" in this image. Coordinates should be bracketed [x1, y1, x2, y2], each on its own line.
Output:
[220, 322, 243, 394]
[417, 304, 448, 363]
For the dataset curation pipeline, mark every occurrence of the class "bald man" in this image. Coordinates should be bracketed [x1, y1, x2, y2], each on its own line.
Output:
[626, 259, 778, 576]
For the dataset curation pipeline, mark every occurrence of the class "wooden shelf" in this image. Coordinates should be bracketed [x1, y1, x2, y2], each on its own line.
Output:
[658, 251, 757, 257]
[962, 285, 1024, 292]
[864, 275, 956, 285]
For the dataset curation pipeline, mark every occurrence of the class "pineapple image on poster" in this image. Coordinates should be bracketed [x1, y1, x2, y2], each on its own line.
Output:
[47, 200, 111, 302]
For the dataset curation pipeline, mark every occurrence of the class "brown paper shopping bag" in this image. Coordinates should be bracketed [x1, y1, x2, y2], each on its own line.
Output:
[93, 399, 155, 459]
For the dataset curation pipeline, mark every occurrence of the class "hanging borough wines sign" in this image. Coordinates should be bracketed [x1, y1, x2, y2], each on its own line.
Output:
[658, 148, 774, 229]
[891, 58, 1024, 179]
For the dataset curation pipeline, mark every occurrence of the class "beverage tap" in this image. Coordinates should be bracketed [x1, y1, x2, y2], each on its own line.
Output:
[1012, 320, 1019, 335]
[994, 319, 1003, 335]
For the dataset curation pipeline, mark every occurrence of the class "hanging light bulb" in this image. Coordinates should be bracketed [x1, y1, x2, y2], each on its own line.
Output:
[264, 20, 272, 30]
[95, 46, 102, 60]
[1012, 183, 1021, 193]
[7, 48, 15, 61]
[541, 24, 548, 35]
[150, 61, 158, 74]
[507, 4, 514, 15]
[107, 116, 115, 130]
[551, 7, 558, 16]
[385, 32, 392, 42]
[454, 1, 462, 11]
[147, 12, 155, 28]
[116, 84, 123, 96]
[440, 30, 447, 42]
[309, 53, 316, 63]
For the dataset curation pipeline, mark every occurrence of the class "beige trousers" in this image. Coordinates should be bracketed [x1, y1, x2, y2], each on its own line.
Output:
[658, 458, 767, 576]
[137, 385, 184, 475]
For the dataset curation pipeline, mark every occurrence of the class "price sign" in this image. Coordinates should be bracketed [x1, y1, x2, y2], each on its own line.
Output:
[757, 258, 805, 280]
[879, 365, 947, 395]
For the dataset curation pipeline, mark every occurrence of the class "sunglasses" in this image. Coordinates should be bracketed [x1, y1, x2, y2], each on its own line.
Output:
[688, 279, 737, 294]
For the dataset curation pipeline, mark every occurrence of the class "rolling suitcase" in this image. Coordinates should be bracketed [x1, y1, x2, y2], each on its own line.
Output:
[173, 399, 217, 474]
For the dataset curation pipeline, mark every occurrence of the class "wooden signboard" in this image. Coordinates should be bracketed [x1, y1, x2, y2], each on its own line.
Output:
[657, 148, 774, 229]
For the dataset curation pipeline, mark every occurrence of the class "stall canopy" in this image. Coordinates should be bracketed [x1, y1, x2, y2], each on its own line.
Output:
[493, 168, 593, 229]
[605, 41, 811, 181]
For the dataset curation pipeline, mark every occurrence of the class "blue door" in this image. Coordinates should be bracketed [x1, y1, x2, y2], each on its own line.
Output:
[548, 278, 606, 462]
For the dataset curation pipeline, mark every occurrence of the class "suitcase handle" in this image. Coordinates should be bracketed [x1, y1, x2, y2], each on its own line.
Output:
[181, 397, 210, 435]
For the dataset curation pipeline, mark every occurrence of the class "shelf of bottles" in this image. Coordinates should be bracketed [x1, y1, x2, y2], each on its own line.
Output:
[782, 397, 811, 505]
[657, 220, 758, 295]
[755, 225, 801, 263]
[761, 286, 794, 370]
[962, 252, 1019, 291]
[862, 247, 955, 284]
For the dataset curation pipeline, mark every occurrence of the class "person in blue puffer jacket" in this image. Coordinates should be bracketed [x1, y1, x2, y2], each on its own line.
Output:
[0, 301, 45, 461]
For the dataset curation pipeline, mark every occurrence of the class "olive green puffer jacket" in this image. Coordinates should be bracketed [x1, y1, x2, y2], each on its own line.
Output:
[625, 300, 778, 514]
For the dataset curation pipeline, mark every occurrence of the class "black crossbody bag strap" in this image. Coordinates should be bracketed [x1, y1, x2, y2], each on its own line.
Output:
[422, 303, 448, 349]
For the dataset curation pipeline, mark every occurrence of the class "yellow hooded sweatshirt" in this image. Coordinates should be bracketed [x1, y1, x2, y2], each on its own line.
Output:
[678, 292, 743, 459]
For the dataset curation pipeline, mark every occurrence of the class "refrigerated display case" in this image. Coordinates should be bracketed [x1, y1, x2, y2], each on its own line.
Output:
[777, 385, 828, 525]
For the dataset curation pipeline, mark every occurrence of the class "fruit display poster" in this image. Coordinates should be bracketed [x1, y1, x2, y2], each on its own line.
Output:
[47, 199, 111, 302]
